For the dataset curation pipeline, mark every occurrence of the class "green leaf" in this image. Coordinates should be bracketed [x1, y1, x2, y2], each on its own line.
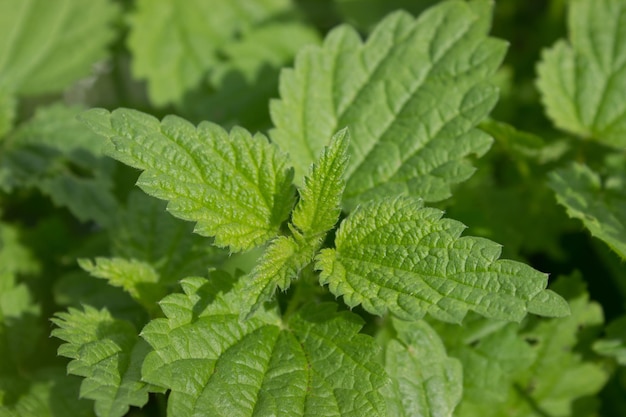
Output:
[183, 22, 320, 131]
[0, 368, 94, 417]
[111, 191, 228, 282]
[0, 223, 40, 277]
[292, 128, 350, 238]
[382, 318, 462, 417]
[80, 108, 295, 252]
[452, 323, 536, 410]
[537, 0, 626, 149]
[239, 235, 321, 318]
[127, 0, 291, 105]
[594, 315, 626, 366]
[239, 129, 350, 317]
[317, 197, 570, 323]
[0, 271, 41, 378]
[0, 104, 118, 227]
[548, 161, 626, 259]
[52, 306, 157, 417]
[503, 275, 607, 416]
[451, 275, 609, 417]
[140, 275, 388, 417]
[0, 87, 15, 138]
[0, 0, 118, 96]
[78, 258, 165, 314]
[271, 0, 506, 207]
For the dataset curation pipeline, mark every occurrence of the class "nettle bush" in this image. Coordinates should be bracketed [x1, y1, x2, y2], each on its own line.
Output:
[1, 0, 625, 416]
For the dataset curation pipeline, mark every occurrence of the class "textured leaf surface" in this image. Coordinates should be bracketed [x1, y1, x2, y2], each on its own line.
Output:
[548, 162, 626, 259]
[240, 129, 350, 317]
[239, 235, 321, 318]
[271, 0, 506, 207]
[382, 318, 462, 417]
[317, 197, 569, 323]
[537, 0, 626, 148]
[0, 0, 118, 96]
[140, 275, 387, 417]
[80, 108, 295, 252]
[292, 128, 350, 238]
[52, 306, 156, 417]
[128, 0, 290, 105]
[0, 105, 117, 226]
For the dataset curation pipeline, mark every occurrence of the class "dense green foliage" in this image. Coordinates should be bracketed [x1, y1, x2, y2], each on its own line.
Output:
[1, 0, 625, 416]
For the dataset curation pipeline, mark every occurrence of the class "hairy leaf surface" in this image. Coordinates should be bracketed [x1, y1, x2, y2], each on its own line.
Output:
[382, 318, 462, 417]
[80, 108, 295, 252]
[52, 307, 157, 417]
[317, 197, 569, 323]
[271, 0, 506, 207]
[140, 275, 387, 417]
[240, 129, 350, 317]
[0, 0, 118, 96]
[549, 162, 626, 259]
[537, 0, 626, 148]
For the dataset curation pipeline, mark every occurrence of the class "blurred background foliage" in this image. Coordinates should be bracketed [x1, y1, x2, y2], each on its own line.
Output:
[1, 0, 625, 416]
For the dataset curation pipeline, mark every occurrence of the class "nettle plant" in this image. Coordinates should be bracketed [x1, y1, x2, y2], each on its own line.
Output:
[53, 1, 573, 414]
[2, 0, 626, 416]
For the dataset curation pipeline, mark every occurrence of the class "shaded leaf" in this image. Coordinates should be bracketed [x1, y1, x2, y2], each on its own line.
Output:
[0, 0, 118, 96]
[549, 161, 626, 259]
[52, 306, 157, 417]
[382, 318, 462, 417]
[537, 0, 626, 148]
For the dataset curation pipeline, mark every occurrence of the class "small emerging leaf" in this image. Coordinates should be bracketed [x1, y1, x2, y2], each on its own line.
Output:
[292, 128, 350, 237]
[80, 108, 295, 252]
[317, 197, 569, 323]
[239, 129, 350, 317]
